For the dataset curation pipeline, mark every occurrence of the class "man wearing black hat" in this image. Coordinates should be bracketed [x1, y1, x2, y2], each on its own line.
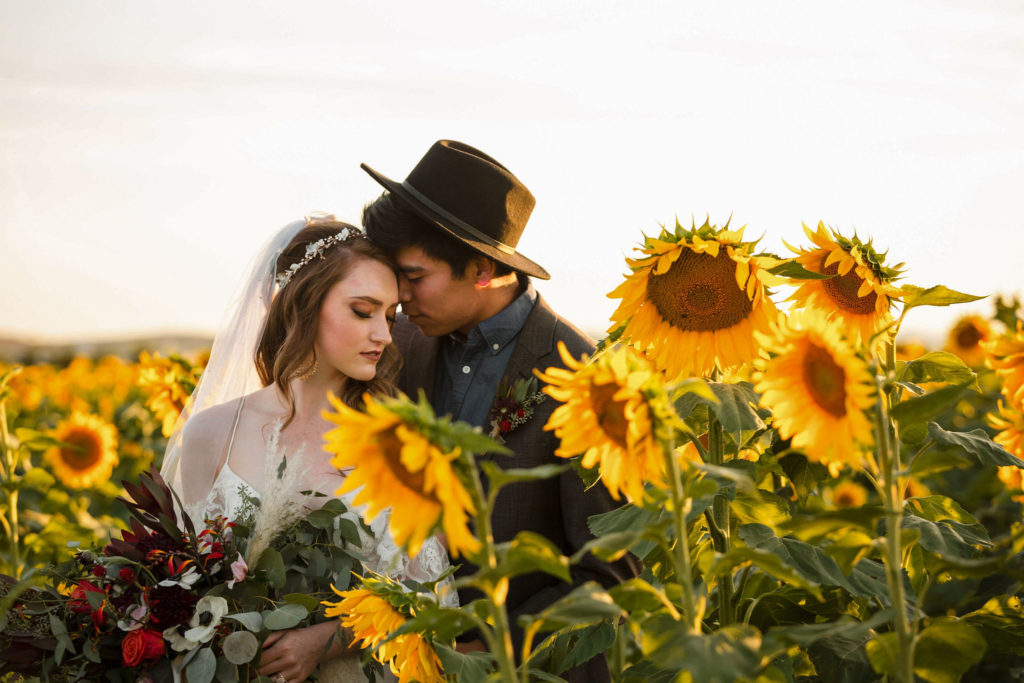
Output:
[361, 140, 639, 681]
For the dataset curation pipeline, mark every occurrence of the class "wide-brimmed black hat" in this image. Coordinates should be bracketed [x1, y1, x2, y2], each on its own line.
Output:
[361, 140, 550, 280]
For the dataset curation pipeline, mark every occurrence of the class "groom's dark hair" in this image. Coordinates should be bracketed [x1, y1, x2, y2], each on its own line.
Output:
[363, 192, 514, 279]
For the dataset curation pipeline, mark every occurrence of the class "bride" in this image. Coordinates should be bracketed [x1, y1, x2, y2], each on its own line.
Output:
[161, 216, 453, 682]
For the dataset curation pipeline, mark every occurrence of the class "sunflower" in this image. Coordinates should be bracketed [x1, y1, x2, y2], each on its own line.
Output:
[45, 412, 119, 489]
[988, 401, 1024, 459]
[944, 315, 993, 368]
[786, 222, 905, 348]
[754, 310, 876, 476]
[323, 393, 479, 558]
[138, 352, 201, 437]
[323, 581, 443, 683]
[608, 218, 780, 380]
[830, 480, 868, 509]
[983, 321, 1024, 408]
[537, 342, 668, 502]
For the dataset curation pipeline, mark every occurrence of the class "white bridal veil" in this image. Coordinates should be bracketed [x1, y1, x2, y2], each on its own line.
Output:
[160, 219, 307, 499]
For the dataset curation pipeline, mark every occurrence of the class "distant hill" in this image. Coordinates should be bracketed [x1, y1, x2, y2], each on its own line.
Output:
[0, 333, 213, 364]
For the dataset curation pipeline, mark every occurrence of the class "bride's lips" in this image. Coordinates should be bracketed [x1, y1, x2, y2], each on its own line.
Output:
[360, 351, 382, 362]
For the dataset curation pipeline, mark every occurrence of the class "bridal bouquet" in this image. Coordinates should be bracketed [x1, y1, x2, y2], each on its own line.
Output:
[0, 466, 365, 682]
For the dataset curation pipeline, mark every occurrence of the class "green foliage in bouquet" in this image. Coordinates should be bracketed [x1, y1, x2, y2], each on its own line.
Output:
[0, 465, 365, 682]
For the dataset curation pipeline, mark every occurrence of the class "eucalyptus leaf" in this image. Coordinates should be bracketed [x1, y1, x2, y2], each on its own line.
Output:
[283, 593, 320, 611]
[222, 630, 259, 664]
[256, 548, 286, 589]
[186, 646, 217, 683]
[225, 611, 263, 632]
[262, 602, 308, 630]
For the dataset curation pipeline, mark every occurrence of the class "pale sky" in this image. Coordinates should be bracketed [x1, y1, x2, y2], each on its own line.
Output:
[1, 0, 1022, 344]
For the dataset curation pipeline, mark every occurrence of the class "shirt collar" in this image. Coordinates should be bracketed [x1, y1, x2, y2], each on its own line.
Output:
[449, 282, 537, 355]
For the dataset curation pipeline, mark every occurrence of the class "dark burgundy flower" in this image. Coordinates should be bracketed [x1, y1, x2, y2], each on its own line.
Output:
[148, 585, 198, 628]
[119, 567, 137, 584]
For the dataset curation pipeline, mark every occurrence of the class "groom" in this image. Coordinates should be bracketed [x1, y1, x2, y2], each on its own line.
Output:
[360, 140, 639, 681]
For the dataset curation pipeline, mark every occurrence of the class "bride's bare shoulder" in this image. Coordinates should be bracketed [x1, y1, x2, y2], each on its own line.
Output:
[180, 397, 245, 455]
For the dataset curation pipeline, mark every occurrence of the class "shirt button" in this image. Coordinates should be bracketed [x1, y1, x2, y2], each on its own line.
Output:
[492, 343, 500, 351]
[462, 365, 471, 374]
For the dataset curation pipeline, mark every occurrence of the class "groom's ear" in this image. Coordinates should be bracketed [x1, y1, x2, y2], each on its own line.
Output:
[470, 256, 496, 287]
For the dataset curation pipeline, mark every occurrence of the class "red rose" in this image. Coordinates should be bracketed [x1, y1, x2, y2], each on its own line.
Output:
[92, 565, 107, 578]
[119, 567, 136, 584]
[516, 409, 526, 418]
[499, 420, 512, 433]
[122, 628, 165, 667]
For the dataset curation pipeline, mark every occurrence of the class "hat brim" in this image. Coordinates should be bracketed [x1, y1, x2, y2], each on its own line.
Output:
[361, 162, 550, 280]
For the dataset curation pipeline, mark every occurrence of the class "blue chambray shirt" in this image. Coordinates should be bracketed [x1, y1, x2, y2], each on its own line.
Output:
[434, 282, 538, 428]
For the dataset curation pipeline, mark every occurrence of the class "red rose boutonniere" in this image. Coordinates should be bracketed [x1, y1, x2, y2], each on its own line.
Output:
[487, 377, 547, 443]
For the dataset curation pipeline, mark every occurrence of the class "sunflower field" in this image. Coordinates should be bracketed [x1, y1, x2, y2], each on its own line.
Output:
[2, 219, 1024, 682]
[0, 352, 205, 578]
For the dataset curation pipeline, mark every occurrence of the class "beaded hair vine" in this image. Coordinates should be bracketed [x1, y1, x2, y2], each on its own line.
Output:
[275, 226, 365, 289]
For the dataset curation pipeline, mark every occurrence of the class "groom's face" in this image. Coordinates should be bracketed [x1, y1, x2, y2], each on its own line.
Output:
[394, 246, 482, 337]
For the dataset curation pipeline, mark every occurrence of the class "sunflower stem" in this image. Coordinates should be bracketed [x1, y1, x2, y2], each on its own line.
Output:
[707, 404, 733, 626]
[464, 451, 518, 683]
[0, 399, 22, 577]
[874, 366, 914, 683]
[662, 436, 697, 630]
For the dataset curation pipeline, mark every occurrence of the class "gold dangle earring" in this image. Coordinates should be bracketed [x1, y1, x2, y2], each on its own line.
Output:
[298, 354, 319, 381]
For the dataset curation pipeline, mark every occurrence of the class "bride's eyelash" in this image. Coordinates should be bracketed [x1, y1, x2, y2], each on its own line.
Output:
[353, 309, 372, 319]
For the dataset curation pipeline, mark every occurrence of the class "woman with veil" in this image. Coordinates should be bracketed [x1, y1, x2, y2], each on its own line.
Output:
[161, 216, 454, 682]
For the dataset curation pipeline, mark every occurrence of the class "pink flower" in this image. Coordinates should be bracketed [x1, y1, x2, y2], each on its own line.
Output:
[226, 553, 248, 588]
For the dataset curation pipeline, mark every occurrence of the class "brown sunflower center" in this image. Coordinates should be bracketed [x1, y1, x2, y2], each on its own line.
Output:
[955, 324, 984, 349]
[590, 383, 630, 449]
[801, 341, 848, 418]
[377, 428, 439, 501]
[646, 249, 753, 332]
[60, 429, 103, 470]
[821, 262, 877, 315]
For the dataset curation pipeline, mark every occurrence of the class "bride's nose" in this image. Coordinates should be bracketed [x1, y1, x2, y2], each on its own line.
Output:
[370, 316, 392, 345]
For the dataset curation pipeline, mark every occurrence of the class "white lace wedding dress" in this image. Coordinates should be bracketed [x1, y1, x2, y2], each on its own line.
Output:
[185, 404, 455, 682]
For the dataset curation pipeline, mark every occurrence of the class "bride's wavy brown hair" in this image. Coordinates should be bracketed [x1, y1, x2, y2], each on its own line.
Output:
[255, 217, 400, 427]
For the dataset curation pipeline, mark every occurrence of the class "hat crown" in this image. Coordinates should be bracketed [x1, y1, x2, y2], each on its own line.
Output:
[404, 140, 535, 248]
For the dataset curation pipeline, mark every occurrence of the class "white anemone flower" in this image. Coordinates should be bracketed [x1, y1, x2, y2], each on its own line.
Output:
[163, 623, 201, 652]
[184, 595, 229, 644]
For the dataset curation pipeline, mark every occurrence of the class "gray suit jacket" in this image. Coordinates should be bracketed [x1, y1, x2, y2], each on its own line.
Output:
[392, 294, 640, 682]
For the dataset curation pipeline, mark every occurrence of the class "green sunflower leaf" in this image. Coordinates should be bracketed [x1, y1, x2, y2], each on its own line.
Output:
[642, 617, 763, 681]
[901, 284, 986, 312]
[890, 382, 974, 427]
[926, 422, 1024, 468]
[767, 260, 834, 280]
[519, 582, 623, 633]
[490, 531, 571, 583]
[913, 618, 986, 683]
[897, 351, 979, 390]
